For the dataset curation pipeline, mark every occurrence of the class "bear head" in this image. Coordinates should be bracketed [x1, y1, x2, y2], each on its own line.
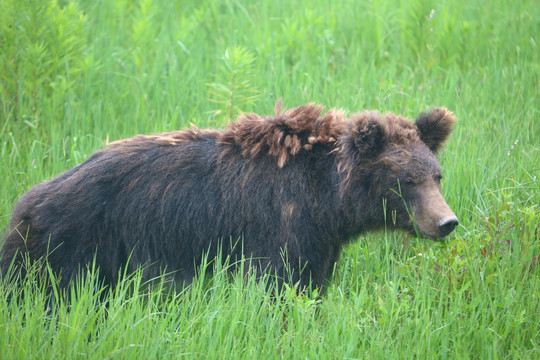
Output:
[339, 107, 458, 240]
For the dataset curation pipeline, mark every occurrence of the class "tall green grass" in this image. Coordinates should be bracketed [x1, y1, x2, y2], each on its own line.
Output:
[1, 0, 538, 358]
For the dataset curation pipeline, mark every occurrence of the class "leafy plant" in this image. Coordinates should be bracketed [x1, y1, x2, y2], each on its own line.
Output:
[0, 0, 89, 131]
[207, 46, 260, 123]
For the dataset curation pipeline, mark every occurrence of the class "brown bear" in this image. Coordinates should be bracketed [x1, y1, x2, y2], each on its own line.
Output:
[1, 101, 458, 291]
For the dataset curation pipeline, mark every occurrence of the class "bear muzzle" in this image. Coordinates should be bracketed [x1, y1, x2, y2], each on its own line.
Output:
[411, 184, 459, 240]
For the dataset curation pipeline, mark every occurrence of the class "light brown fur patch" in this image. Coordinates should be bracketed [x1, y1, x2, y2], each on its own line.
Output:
[219, 102, 347, 167]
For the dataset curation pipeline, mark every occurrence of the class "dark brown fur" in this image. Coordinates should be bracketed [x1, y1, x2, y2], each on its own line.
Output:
[1, 102, 458, 291]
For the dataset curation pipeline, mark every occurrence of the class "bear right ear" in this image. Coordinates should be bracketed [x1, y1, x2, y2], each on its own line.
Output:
[415, 108, 456, 153]
[339, 112, 386, 169]
[349, 111, 386, 157]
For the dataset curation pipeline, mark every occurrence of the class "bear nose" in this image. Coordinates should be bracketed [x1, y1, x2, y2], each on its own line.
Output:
[437, 215, 459, 236]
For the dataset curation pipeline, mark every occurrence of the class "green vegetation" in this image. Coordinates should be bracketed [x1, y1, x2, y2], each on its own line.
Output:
[1, 0, 538, 358]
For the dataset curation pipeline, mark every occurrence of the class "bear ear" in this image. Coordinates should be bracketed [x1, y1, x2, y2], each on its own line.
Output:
[415, 108, 456, 153]
[348, 112, 386, 157]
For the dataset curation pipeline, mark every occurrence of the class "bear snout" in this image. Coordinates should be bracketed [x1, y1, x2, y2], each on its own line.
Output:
[410, 183, 458, 240]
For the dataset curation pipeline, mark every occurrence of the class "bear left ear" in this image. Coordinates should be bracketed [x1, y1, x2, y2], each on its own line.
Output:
[415, 108, 457, 153]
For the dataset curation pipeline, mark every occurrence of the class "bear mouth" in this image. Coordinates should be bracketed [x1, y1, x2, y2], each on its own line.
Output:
[425, 234, 448, 241]
[407, 228, 447, 241]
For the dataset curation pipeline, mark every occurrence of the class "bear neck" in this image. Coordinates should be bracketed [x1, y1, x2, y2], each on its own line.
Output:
[334, 163, 387, 243]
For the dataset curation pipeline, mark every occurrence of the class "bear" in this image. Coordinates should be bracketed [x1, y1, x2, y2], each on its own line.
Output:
[1, 101, 458, 291]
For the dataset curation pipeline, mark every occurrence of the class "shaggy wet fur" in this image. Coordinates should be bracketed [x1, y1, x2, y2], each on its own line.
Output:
[1, 101, 456, 291]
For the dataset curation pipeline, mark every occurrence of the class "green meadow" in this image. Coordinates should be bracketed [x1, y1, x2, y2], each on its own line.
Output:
[1, 0, 538, 358]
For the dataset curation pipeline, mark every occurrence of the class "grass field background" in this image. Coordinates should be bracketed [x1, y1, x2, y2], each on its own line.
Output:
[1, 0, 538, 358]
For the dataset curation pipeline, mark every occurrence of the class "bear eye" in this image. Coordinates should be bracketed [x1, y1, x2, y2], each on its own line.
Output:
[434, 174, 443, 183]
[405, 178, 415, 185]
